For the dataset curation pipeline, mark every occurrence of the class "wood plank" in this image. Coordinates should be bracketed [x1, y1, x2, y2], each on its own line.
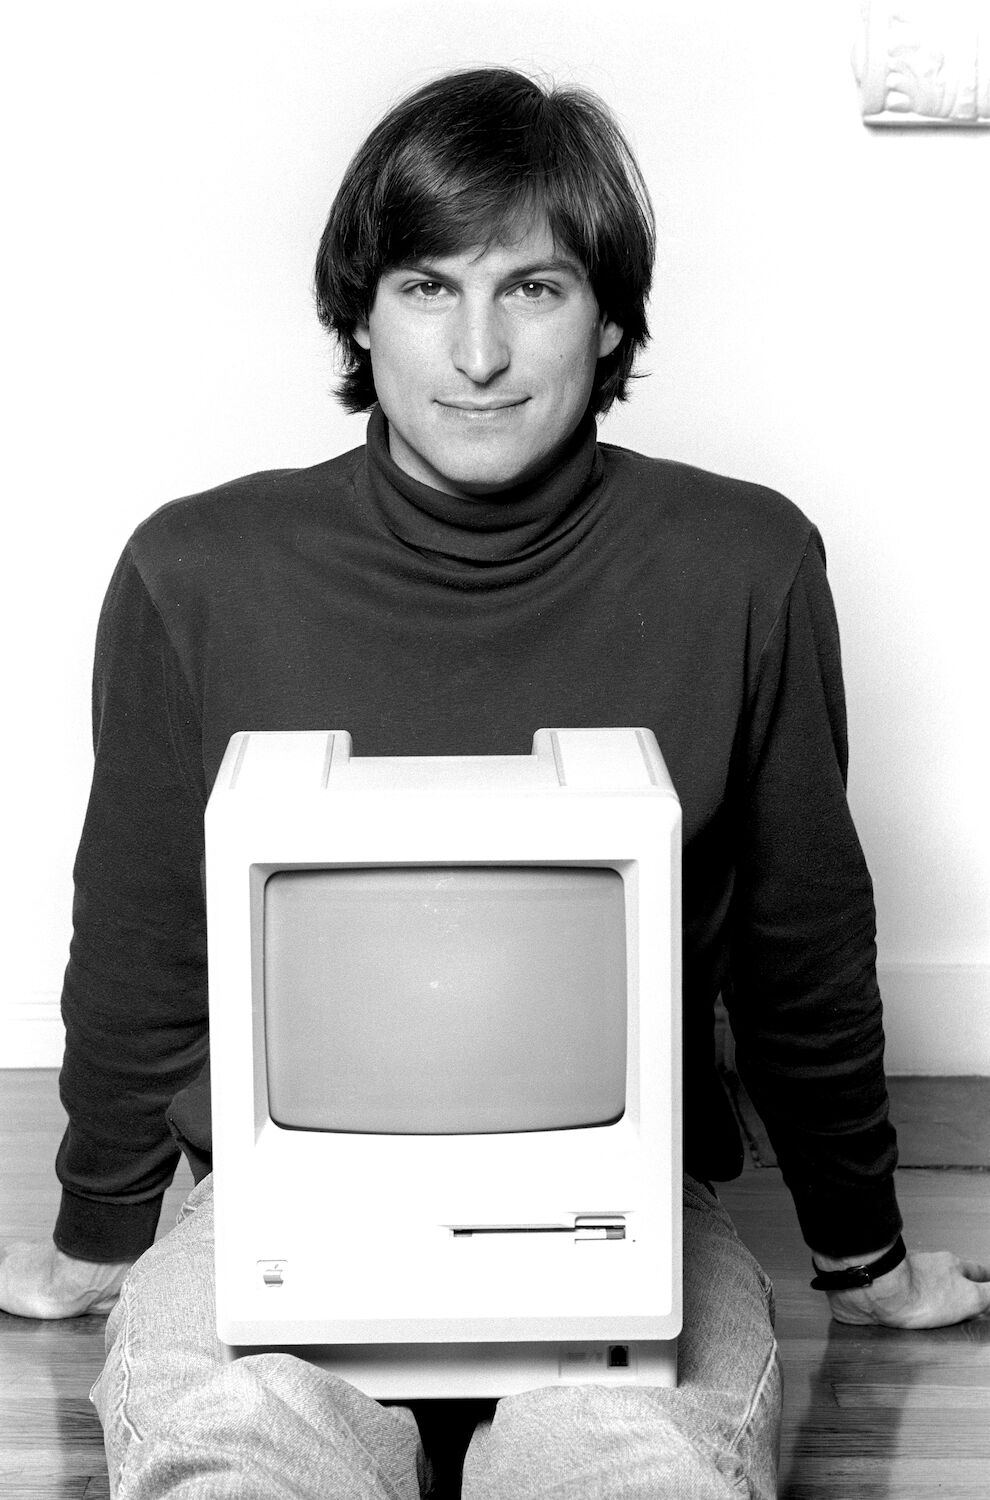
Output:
[0, 1478, 108, 1500]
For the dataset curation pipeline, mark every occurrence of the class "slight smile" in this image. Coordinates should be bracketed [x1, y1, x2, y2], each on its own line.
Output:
[437, 398, 530, 414]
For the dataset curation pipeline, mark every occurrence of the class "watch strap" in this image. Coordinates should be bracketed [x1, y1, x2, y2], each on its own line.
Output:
[810, 1234, 907, 1292]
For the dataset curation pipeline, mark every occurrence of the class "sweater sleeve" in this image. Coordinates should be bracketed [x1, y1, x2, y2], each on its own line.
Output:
[724, 531, 902, 1257]
[54, 547, 209, 1262]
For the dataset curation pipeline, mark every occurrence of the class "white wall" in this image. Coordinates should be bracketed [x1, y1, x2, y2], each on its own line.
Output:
[4, 1, 987, 1071]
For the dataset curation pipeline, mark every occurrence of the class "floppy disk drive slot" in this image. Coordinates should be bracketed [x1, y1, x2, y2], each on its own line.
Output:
[450, 1217, 626, 1242]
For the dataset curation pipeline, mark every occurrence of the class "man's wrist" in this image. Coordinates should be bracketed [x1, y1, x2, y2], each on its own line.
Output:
[810, 1234, 902, 1273]
[810, 1235, 907, 1291]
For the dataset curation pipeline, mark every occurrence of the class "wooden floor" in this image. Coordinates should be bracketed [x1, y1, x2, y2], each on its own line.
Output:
[1, 1070, 988, 1498]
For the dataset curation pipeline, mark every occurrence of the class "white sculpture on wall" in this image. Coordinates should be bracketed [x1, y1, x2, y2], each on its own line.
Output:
[854, 0, 990, 124]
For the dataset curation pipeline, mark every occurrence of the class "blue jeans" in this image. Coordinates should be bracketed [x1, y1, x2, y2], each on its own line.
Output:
[92, 1175, 780, 1498]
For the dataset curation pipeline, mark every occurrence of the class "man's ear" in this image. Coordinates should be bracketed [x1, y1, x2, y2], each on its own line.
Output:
[598, 318, 623, 360]
[353, 321, 371, 352]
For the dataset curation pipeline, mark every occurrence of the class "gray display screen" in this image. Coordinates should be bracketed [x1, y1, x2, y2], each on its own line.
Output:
[263, 865, 628, 1134]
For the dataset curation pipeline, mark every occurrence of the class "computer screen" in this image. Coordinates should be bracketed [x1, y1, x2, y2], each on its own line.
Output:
[263, 863, 627, 1134]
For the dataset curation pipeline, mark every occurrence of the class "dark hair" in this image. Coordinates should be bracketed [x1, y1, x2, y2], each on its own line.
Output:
[314, 68, 655, 416]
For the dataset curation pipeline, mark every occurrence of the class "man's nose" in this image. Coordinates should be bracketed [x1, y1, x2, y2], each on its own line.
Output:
[451, 302, 510, 385]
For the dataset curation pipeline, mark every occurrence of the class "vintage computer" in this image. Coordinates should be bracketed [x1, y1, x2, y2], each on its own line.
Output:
[206, 726, 681, 1397]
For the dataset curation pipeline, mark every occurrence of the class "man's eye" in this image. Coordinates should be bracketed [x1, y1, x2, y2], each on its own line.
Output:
[413, 281, 446, 299]
[514, 281, 551, 300]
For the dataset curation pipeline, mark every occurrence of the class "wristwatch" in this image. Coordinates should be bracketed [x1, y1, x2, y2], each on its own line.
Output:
[810, 1234, 907, 1291]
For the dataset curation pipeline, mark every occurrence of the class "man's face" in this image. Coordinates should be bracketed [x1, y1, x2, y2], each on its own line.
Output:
[354, 220, 623, 498]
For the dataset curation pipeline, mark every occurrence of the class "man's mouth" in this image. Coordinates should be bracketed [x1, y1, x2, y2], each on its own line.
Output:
[437, 398, 529, 413]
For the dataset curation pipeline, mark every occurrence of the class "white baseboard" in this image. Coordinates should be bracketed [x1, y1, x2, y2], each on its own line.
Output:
[5, 994, 65, 1068]
[3, 966, 988, 1073]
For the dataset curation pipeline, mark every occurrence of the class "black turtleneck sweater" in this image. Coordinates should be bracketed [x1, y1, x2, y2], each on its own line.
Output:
[55, 407, 900, 1263]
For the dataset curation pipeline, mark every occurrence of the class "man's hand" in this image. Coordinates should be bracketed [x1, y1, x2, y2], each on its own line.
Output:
[0, 1240, 134, 1319]
[826, 1249, 990, 1329]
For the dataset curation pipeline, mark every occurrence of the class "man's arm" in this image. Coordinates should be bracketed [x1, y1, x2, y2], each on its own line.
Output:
[725, 534, 986, 1327]
[1, 548, 208, 1317]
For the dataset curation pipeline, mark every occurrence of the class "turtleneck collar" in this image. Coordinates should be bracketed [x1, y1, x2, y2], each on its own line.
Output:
[362, 403, 607, 583]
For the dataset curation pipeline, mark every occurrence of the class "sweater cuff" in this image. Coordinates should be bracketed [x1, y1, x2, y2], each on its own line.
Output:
[787, 1175, 903, 1259]
[53, 1188, 164, 1263]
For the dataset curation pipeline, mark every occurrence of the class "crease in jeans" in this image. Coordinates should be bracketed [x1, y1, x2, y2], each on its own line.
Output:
[105, 1277, 146, 1500]
[719, 1338, 781, 1497]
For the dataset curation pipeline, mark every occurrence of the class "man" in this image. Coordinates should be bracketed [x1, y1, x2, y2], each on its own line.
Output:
[2, 66, 987, 1497]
